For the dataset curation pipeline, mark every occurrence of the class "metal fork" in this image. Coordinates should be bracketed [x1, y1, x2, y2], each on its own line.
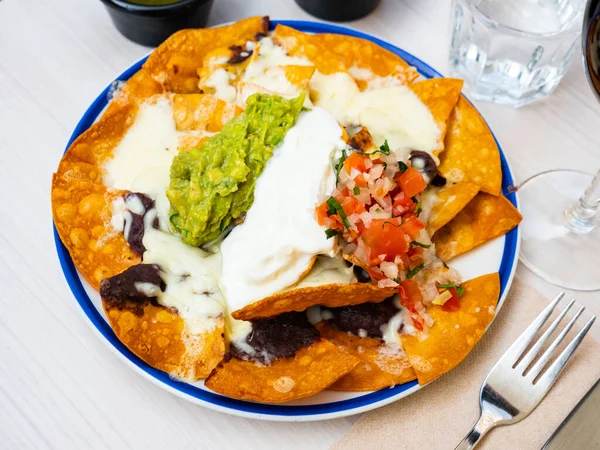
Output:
[455, 293, 596, 450]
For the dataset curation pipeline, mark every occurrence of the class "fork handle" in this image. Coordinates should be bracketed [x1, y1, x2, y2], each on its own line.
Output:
[454, 408, 499, 450]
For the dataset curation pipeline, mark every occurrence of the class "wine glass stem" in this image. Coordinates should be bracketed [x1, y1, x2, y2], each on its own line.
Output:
[564, 169, 600, 234]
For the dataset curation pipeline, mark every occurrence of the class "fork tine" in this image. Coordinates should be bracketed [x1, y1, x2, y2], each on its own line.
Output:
[500, 292, 564, 366]
[516, 299, 576, 373]
[534, 315, 596, 393]
[526, 305, 587, 381]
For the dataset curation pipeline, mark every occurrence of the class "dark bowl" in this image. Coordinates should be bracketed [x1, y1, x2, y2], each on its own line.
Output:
[100, 0, 215, 47]
[294, 0, 380, 22]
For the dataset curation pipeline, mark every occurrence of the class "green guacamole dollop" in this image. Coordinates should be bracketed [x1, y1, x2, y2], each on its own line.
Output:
[167, 93, 305, 246]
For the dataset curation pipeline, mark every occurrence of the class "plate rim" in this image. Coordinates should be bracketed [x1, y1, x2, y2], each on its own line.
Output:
[53, 19, 521, 422]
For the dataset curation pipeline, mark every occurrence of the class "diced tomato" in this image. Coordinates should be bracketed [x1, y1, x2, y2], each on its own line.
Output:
[401, 214, 425, 239]
[341, 196, 366, 217]
[344, 152, 368, 175]
[316, 202, 330, 226]
[440, 287, 461, 312]
[360, 218, 408, 263]
[398, 280, 425, 331]
[407, 246, 423, 259]
[396, 167, 427, 198]
[354, 173, 368, 188]
[392, 191, 414, 216]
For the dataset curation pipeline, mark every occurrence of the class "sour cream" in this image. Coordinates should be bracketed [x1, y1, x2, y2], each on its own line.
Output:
[219, 107, 346, 312]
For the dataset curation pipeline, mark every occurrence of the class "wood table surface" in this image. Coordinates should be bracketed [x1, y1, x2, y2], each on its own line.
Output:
[0, 0, 598, 448]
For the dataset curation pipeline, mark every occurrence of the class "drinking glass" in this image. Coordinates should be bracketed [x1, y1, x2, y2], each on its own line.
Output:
[516, 0, 600, 291]
[449, 0, 586, 107]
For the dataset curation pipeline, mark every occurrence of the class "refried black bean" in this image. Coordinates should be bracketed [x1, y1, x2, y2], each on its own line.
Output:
[326, 297, 399, 338]
[409, 150, 437, 183]
[227, 45, 253, 64]
[430, 174, 447, 187]
[123, 192, 156, 255]
[229, 312, 319, 364]
[100, 264, 164, 315]
[353, 265, 371, 283]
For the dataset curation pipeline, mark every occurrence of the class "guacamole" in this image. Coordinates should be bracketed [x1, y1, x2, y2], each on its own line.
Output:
[167, 93, 305, 246]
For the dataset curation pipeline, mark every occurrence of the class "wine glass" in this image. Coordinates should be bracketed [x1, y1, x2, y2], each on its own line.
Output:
[518, 0, 600, 291]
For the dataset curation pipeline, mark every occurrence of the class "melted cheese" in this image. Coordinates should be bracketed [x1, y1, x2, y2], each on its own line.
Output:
[205, 68, 237, 103]
[103, 97, 184, 231]
[219, 108, 346, 312]
[292, 255, 354, 289]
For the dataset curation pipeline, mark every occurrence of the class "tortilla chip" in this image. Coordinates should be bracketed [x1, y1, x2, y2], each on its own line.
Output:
[51, 174, 139, 289]
[105, 303, 225, 381]
[426, 182, 480, 235]
[272, 25, 347, 75]
[143, 16, 269, 93]
[204, 338, 359, 402]
[172, 94, 243, 132]
[401, 273, 500, 385]
[438, 96, 502, 196]
[178, 135, 210, 151]
[232, 283, 395, 321]
[56, 159, 104, 184]
[409, 78, 463, 155]
[433, 193, 522, 261]
[104, 69, 164, 116]
[281, 64, 317, 89]
[311, 33, 418, 89]
[316, 322, 417, 391]
[63, 101, 137, 166]
[348, 127, 377, 152]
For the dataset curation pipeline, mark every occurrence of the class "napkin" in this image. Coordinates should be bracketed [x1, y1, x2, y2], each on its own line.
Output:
[333, 276, 600, 450]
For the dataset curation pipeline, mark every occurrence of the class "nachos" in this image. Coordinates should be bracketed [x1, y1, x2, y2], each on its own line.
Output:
[52, 17, 521, 403]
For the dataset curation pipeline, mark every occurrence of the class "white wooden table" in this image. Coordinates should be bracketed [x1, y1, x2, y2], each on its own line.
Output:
[1, 0, 598, 448]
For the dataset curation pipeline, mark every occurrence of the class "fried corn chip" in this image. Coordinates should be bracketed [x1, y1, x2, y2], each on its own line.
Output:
[143, 16, 269, 93]
[64, 101, 137, 166]
[312, 33, 418, 90]
[401, 273, 500, 385]
[104, 69, 164, 116]
[172, 94, 243, 132]
[56, 159, 104, 184]
[433, 193, 522, 262]
[51, 174, 139, 289]
[438, 96, 502, 196]
[273, 25, 347, 75]
[281, 64, 317, 89]
[105, 303, 225, 381]
[425, 182, 480, 235]
[348, 127, 377, 152]
[315, 322, 417, 391]
[409, 78, 463, 155]
[204, 338, 359, 402]
[232, 283, 395, 321]
[178, 135, 210, 151]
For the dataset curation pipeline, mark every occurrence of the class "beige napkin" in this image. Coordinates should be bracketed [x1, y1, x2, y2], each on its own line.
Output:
[333, 276, 600, 450]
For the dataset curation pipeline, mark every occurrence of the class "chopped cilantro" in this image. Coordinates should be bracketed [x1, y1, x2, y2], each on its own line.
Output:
[398, 161, 408, 173]
[334, 149, 348, 182]
[406, 264, 424, 279]
[326, 197, 351, 229]
[414, 201, 423, 215]
[379, 140, 390, 155]
[438, 281, 465, 298]
[353, 186, 361, 195]
[410, 241, 431, 249]
[325, 228, 338, 239]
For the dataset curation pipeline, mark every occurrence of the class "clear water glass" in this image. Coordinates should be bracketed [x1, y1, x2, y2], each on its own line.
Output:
[449, 0, 586, 107]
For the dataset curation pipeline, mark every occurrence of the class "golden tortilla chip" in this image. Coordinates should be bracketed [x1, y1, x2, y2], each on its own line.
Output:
[409, 78, 463, 155]
[438, 96, 502, 196]
[143, 16, 269, 93]
[281, 64, 316, 89]
[64, 101, 137, 166]
[172, 94, 243, 132]
[105, 303, 225, 381]
[433, 193, 522, 261]
[401, 273, 500, 385]
[316, 322, 416, 391]
[52, 174, 139, 289]
[56, 159, 104, 184]
[178, 135, 210, 151]
[348, 127, 377, 152]
[104, 69, 164, 116]
[311, 33, 418, 90]
[204, 338, 359, 403]
[426, 182, 480, 235]
[272, 25, 347, 75]
[232, 283, 395, 321]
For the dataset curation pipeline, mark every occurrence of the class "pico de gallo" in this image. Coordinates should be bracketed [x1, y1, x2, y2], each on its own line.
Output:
[316, 140, 465, 330]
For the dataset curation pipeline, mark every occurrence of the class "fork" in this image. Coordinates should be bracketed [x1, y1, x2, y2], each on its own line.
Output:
[455, 292, 596, 450]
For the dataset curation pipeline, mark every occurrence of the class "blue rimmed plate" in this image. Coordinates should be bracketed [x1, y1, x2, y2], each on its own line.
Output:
[53, 20, 520, 421]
